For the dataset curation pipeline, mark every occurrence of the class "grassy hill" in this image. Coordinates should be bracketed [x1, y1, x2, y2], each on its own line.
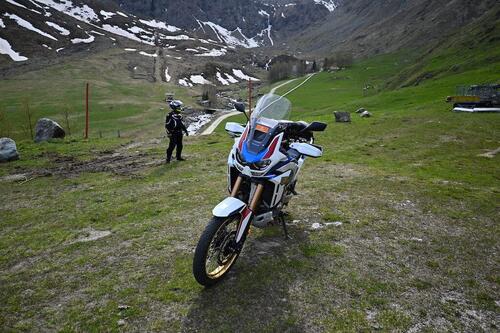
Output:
[1, 38, 499, 332]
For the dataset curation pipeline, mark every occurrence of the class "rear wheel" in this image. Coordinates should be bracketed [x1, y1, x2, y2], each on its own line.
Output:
[193, 215, 243, 286]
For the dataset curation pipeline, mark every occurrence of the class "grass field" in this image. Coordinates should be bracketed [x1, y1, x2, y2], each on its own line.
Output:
[0, 48, 198, 141]
[1, 43, 499, 332]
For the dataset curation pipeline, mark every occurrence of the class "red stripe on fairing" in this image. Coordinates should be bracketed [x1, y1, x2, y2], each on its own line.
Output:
[263, 135, 280, 159]
[238, 126, 249, 151]
[236, 207, 253, 242]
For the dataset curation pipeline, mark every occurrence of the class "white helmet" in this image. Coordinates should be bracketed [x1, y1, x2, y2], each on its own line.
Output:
[169, 100, 183, 111]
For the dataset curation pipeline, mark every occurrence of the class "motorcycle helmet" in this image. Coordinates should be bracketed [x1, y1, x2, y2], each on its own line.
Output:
[169, 100, 183, 111]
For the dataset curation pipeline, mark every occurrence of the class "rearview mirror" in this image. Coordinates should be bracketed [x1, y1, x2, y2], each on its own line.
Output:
[225, 122, 245, 138]
[234, 102, 246, 113]
[302, 121, 327, 132]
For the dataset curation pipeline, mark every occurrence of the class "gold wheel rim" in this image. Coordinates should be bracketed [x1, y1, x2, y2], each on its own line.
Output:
[205, 217, 239, 279]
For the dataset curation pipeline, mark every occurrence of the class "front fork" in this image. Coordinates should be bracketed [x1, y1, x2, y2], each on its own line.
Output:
[231, 176, 264, 244]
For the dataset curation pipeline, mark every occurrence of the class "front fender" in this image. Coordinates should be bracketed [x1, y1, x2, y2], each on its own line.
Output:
[212, 197, 246, 217]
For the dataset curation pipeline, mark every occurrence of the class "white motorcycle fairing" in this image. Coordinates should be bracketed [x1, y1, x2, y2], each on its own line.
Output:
[212, 197, 247, 217]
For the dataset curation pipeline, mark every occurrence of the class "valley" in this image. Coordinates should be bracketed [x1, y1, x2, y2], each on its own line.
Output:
[0, 0, 499, 332]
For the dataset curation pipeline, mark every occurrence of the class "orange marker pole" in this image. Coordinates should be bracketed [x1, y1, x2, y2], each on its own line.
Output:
[85, 82, 89, 139]
[248, 79, 252, 119]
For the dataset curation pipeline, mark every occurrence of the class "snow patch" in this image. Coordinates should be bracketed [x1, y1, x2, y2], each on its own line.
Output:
[178, 78, 193, 87]
[0, 19, 5, 29]
[6, 0, 28, 10]
[34, 0, 100, 23]
[190, 75, 212, 85]
[116, 11, 128, 18]
[101, 24, 154, 45]
[195, 48, 227, 57]
[232, 69, 259, 81]
[164, 67, 171, 82]
[258, 9, 270, 17]
[4, 13, 57, 41]
[200, 21, 258, 48]
[100, 10, 115, 20]
[314, 0, 337, 12]
[216, 72, 229, 85]
[139, 51, 157, 57]
[139, 19, 180, 32]
[163, 34, 191, 41]
[0, 37, 28, 61]
[224, 73, 238, 84]
[45, 21, 70, 35]
[124, 48, 136, 51]
[128, 26, 151, 35]
[71, 33, 94, 44]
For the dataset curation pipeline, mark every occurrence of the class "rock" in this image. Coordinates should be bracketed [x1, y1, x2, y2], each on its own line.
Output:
[334, 111, 351, 123]
[360, 111, 372, 118]
[311, 222, 323, 230]
[34, 118, 65, 143]
[325, 221, 342, 227]
[0, 138, 19, 162]
[356, 108, 366, 113]
[117, 319, 126, 326]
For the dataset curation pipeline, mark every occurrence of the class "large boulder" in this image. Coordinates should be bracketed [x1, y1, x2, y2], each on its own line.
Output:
[334, 111, 351, 123]
[35, 118, 65, 143]
[0, 138, 19, 162]
[360, 111, 373, 118]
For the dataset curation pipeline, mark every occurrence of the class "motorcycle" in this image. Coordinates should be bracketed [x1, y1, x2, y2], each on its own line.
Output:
[193, 93, 327, 286]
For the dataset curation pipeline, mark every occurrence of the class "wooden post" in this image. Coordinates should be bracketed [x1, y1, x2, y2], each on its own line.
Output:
[85, 82, 89, 139]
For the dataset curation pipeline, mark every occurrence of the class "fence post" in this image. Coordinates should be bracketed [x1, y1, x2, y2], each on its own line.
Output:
[248, 79, 252, 118]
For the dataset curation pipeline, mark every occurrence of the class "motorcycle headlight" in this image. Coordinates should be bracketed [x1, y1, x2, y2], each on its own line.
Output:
[254, 159, 272, 169]
[235, 149, 245, 164]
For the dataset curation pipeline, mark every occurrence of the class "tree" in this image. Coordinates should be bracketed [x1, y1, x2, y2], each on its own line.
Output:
[323, 57, 329, 71]
[202, 85, 217, 108]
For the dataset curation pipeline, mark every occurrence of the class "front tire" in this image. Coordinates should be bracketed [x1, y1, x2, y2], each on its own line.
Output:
[193, 215, 244, 286]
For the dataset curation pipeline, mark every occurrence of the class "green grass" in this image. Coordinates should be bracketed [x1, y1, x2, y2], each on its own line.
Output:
[1, 22, 500, 331]
[0, 48, 198, 141]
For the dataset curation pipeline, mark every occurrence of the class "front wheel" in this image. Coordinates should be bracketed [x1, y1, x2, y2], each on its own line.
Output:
[193, 215, 244, 286]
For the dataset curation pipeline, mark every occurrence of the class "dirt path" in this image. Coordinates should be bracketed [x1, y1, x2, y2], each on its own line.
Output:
[270, 78, 297, 94]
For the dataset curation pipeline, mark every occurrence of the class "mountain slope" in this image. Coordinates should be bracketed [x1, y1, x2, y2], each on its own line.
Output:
[113, 0, 337, 48]
[291, 0, 500, 57]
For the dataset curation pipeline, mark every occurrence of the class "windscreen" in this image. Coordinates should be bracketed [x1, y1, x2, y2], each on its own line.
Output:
[250, 94, 291, 127]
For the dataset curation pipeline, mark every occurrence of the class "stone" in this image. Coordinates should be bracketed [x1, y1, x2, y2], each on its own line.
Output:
[360, 111, 372, 118]
[117, 319, 126, 326]
[311, 222, 323, 230]
[34, 118, 65, 143]
[334, 111, 351, 123]
[0, 138, 19, 162]
[356, 108, 366, 113]
[325, 221, 342, 227]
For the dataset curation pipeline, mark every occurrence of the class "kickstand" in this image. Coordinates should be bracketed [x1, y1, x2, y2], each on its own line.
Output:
[279, 212, 292, 240]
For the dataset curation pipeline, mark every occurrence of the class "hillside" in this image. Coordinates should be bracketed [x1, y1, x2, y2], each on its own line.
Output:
[291, 0, 500, 57]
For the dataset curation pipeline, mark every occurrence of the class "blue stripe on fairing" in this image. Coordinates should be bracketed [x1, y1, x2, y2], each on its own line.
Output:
[241, 140, 268, 163]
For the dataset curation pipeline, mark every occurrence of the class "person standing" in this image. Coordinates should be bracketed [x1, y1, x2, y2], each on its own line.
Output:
[165, 100, 189, 163]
